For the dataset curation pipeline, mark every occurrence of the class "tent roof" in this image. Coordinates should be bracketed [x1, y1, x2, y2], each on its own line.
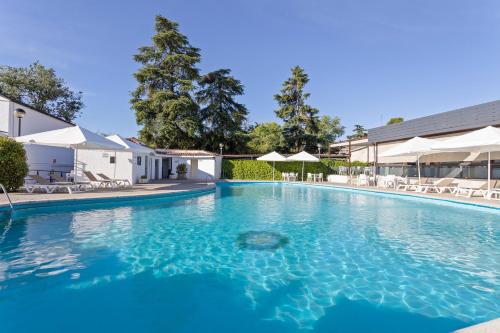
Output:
[16, 126, 124, 150]
[106, 134, 153, 153]
[257, 151, 287, 162]
[431, 126, 500, 152]
[287, 151, 320, 162]
[380, 137, 438, 157]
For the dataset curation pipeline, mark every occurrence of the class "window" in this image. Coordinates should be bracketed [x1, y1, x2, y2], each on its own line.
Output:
[110, 156, 116, 164]
[137, 156, 142, 165]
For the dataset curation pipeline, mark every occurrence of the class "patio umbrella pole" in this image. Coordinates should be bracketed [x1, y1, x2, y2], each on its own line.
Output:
[74, 148, 78, 182]
[417, 154, 421, 185]
[488, 151, 491, 193]
[302, 161, 305, 182]
[273, 161, 275, 181]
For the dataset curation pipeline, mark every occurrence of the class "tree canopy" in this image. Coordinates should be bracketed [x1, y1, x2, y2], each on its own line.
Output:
[196, 69, 249, 153]
[387, 117, 404, 125]
[316, 116, 345, 146]
[131, 15, 202, 148]
[0, 62, 83, 122]
[247, 122, 285, 153]
[274, 66, 319, 152]
[349, 124, 367, 139]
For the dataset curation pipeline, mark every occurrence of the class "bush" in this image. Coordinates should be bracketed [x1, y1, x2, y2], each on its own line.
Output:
[0, 137, 29, 191]
[222, 159, 368, 180]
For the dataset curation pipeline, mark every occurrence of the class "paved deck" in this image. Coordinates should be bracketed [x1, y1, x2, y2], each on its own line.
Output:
[0, 181, 215, 208]
[454, 318, 500, 333]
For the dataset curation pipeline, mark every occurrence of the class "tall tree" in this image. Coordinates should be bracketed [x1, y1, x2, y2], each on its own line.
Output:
[350, 124, 367, 138]
[131, 15, 201, 148]
[0, 62, 83, 122]
[247, 122, 285, 153]
[387, 117, 404, 125]
[316, 115, 345, 145]
[274, 66, 319, 152]
[196, 69, 249, 152]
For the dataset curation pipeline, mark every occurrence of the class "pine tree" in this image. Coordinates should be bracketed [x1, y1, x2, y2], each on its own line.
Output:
[196, 69, 249, 152]
[274, 66, 319, 152]
[131, 15, 201, 148]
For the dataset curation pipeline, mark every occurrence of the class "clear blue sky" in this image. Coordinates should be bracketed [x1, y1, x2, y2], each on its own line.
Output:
[1, 0, 500, 138]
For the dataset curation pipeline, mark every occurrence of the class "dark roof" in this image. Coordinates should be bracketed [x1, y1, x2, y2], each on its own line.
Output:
[368, 100, 500, 143]
[0, 93, 75, 126]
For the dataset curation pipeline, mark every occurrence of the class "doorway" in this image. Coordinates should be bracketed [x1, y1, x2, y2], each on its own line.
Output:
[154, 159, 159, 180]
[190, 159, 198, 179]
[162, 158, 172, 179]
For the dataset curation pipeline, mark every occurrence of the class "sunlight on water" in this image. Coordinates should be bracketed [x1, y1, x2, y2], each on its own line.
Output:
[0, 184, 498, 332]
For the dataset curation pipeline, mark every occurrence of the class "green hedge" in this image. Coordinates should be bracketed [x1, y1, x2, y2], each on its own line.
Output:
[0, 137, 29, 191]
[222, 159, 368, 180]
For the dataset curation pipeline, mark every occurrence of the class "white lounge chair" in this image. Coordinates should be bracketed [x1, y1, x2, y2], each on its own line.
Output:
[397, 177, 428, 191]
[418, 178, 457, 194]
[83, 171, 115, 188]
[97, 173, 131, 187]
[454, 180, 491, 198]
[25, 175, 80, 194]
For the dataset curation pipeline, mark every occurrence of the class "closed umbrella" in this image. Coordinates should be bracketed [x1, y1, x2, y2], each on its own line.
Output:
[286, 151, 319, 181]
[257, 151, 287, 181]
[431, 126, 500, 195]
[380, 137, 439, 184]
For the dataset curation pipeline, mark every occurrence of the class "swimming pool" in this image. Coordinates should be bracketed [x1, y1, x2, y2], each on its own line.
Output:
[0, 183, 498, 332]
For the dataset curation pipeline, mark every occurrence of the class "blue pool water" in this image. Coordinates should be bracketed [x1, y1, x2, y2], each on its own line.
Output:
[0, 183, 498, 332]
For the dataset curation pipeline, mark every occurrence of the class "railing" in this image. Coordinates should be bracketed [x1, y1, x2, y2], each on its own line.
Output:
[0, 183, 13, 211]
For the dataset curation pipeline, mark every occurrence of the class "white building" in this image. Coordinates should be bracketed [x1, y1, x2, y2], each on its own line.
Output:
[331, 100, 500, 179]
[74, 135, 157, 185]
[154, 149, 222, 181]
[0, 94, 74, 176]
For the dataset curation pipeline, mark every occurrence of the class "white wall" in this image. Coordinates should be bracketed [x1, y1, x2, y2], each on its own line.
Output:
[76, 149, 134, 184]
[169, 157, 220, 180]
[0, 97, 76, 175]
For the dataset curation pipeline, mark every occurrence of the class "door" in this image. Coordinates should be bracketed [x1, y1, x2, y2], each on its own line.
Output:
[154, 159, 159, 180]
[190, 159, 198, 179]
[162, 158, 172, 179]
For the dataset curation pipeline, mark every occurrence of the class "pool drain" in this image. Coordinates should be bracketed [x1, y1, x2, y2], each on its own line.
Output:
[237, 231, 289, 250]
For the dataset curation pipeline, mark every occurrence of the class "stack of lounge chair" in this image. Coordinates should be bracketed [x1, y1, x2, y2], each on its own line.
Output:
[24, 175, 83, 194]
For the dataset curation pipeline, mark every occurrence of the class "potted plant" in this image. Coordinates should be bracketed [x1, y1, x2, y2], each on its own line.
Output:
[176, 163, 187, 180]
[138, 175, 148, 184]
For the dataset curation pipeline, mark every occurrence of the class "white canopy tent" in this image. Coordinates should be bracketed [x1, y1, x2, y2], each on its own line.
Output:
[257, 151, 287, 181]
[380, 136, 439, 184]
[431, 126, 500, 194]
[287, 151, 320, 181]
[16, 126, 124, 179]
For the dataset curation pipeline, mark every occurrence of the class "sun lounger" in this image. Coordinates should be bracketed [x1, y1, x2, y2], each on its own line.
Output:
[454, 180, 491, 198]
[25, 175, 80, 194]
[83, 171, 114, 188]
[397, 177, 428, 191]
[50, 173, 93, 191]
[418, 178, 457, 194]
[97, 173, 131, 187]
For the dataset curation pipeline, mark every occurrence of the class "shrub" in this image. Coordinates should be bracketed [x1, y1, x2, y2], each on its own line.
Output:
[176, 163, 187, 174]
[222, 159, 368, 180]
[0, 137, 29, 191]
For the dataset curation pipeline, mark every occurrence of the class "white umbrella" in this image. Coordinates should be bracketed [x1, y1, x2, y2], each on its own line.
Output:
[257, 151, 287, 181]
[16, 126, 125, 179]
[287, 151, 319, 181]
[380, 136, 439, 184]
[431, 126, 500, 194]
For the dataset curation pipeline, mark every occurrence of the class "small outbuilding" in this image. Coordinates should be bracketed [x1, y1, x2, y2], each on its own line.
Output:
[154, 149, 222, 181]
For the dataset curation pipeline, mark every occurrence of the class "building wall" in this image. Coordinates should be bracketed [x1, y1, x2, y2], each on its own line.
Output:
[169, 157, 220, 180]
[0, 96, 76, 175]
[75, 149, 135, 184]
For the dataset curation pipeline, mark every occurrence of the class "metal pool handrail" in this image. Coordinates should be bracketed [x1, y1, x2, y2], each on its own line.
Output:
[0, 183, 13, 211]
